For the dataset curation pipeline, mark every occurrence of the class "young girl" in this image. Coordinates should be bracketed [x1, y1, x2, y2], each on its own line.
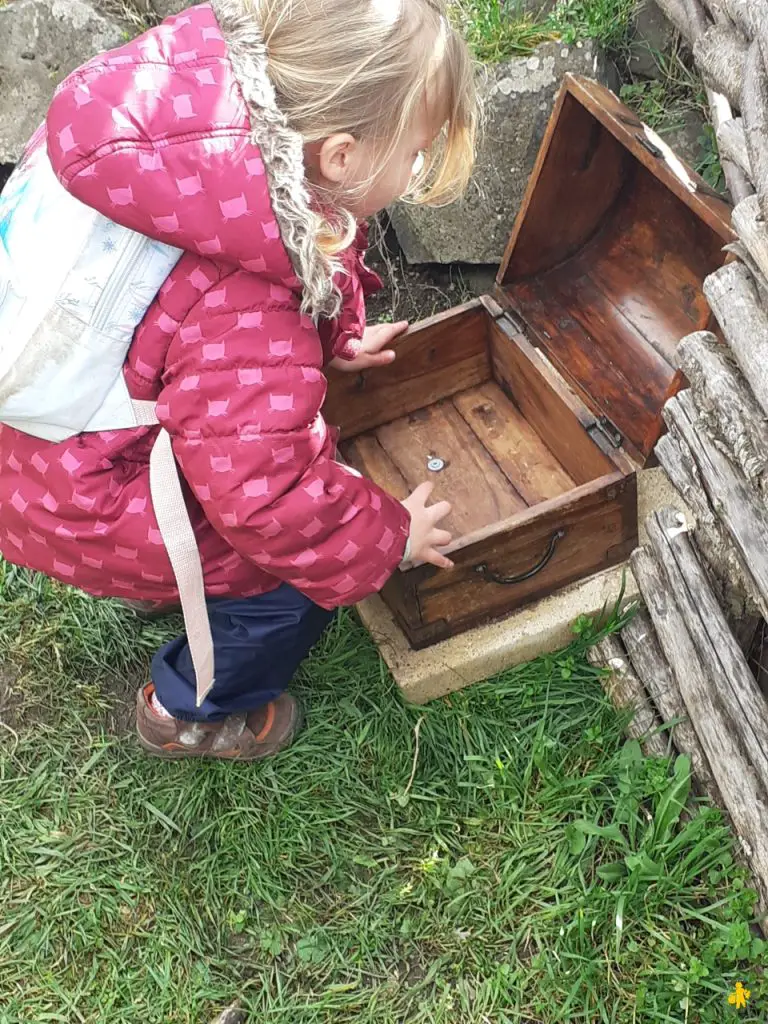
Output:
[0, 0, 477, 760]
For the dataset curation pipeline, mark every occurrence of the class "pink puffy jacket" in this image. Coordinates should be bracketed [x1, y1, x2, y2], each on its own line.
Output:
[0, 0, 410, 608]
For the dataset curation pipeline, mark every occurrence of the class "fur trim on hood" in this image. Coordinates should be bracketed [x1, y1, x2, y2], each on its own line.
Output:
[211, 0, 340, 318]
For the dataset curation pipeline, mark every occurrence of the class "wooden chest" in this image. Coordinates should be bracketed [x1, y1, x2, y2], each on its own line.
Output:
[325, 75, 734, 650]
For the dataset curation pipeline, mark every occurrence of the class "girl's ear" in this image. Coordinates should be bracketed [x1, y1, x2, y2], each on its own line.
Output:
[317, 133, 360, 185]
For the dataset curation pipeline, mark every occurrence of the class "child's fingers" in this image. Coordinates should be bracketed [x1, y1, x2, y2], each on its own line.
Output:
[427, 500, 452, 524]
[424, 548, 454, 570]
[429, 528, 453, 548]
[408, 481, 434, 506]
[364, 349, 396, 366]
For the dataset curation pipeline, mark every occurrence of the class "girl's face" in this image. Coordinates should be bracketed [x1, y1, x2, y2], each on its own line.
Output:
[307, 99, 439, 219]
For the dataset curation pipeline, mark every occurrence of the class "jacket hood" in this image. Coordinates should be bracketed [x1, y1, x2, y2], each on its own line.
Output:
[45, 0, 338, 317]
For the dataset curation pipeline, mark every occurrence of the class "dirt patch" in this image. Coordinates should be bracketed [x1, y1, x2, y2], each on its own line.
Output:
[365, 217, 498, 325]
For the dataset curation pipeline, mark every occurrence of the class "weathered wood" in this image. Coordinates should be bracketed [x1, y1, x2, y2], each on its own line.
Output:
[386, 473, 636, 649]
[654, 0, 701, 41]
[717, 117, 751, 178]
[707, 92, 754, 204]
[694, 24, 749, 111]
[647, 506, 768, 764]
[703, 262, 768, 417]
[655, 430, 765, 621]
[675, 331, 768, 491]
[488, 317, 622, 484]
[700, 0, 739, 29]
[324, 300, 490, 441]
[732, 194, 768, 284]
[452, 383, 577, 504]
[743, 39, 768, 219]
[630, 543, 768, 918]
[588, 634, 670, 758]
[720, 0, 768, 38]
[663, 390, 768, 614]
[621, 609, 723, 806]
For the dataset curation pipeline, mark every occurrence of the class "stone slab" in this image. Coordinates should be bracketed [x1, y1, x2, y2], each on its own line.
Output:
[0, 0, 126, 165]
[387, 40, 610, 265]
[357, 468, 686, 703]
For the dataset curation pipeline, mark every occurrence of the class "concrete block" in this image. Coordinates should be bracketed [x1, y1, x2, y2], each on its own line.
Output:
[357, 467, 686, 704]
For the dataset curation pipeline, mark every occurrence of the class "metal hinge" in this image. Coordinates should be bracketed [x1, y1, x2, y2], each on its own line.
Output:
[587, 415, 623, 449]
[499, 308, 526, 334]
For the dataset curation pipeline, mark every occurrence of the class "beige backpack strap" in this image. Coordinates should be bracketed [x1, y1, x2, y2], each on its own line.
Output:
[132, 400, 215, 706]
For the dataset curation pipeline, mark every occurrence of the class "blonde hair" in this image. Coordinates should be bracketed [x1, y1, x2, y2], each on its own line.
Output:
[253, 0, 479, 254]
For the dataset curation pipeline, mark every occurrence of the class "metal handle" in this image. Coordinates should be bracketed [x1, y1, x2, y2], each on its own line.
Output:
[474, 530, 565, 586]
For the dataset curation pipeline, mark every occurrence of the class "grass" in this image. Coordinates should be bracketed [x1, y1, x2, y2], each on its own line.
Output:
[453, 0, 637, 64]
[0, 564, 767, 1023]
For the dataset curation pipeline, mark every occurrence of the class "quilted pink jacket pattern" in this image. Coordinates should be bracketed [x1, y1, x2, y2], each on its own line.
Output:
[0, 2, 409, 608]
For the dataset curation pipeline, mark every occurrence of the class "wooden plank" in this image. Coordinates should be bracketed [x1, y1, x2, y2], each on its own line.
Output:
[556, 76, 734, 240]
[323, 300, 490, 441]
[374, 400, 527, 538]
[498, 88, 630, 283]
[583, 171, 726, 364]
[498, 76, 732, 290]
[488, 318, 619, 485]
[387, 472, 636, 647]
[452, 382, 576, 504]
[341, 434, 409, 502]
[509, 272, 681, 462]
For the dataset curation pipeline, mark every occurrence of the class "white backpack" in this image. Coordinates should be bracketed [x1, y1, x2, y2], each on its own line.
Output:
[0, 134, 215, 705]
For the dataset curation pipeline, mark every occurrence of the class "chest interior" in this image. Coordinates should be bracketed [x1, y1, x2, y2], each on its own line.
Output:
[324, 75, 733, 646]
[331, 78, 732, 547]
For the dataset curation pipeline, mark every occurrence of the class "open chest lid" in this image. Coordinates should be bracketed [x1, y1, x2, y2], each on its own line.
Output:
[494, 74, 735, 463]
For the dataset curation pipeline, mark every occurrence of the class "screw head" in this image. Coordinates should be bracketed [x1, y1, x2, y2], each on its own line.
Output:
[427, 457, 445, 472]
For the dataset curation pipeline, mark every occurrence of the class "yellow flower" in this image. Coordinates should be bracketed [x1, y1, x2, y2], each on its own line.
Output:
[728, 982, 751, 1009]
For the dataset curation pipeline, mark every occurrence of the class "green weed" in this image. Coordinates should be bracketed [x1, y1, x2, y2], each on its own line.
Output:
[0, 565, 765, 1021]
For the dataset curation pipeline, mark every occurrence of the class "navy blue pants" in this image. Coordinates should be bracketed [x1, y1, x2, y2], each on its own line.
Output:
[151, 584, 336, 722]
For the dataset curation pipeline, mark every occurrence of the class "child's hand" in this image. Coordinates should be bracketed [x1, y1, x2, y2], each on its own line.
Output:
[402, 482, 454, 570]
[330, 321, 409, 372]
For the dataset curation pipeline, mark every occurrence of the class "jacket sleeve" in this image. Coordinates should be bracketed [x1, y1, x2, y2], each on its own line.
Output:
[317, 225, 384, 364]
[157, 286, 410, 608]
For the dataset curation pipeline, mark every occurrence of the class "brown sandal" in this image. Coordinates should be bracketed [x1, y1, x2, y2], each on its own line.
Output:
[135, 684, 303, 760]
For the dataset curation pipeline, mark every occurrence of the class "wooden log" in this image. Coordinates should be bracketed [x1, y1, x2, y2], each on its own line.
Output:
[662, 390, 768, 613]
[722, 240, 768, 306]
[630, 542, 768, 918]
[647, 507, 768, 762]
[655, 430, 765, 622]
[716, 117, 751, 178]
[743, 38, 768, 219]
[675, 331, 768, 491]
[707, 93, 755, 203]
[703, 262, 768, 417]
[694, 24, 749, 111]
[732, 194, 768, 283]
[720, 0, 768, 38]
[700, 0, 738, 28]
[621, 609, 723, 806]
[587, 635, 670, 758]
[654, 0, 701, 41]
